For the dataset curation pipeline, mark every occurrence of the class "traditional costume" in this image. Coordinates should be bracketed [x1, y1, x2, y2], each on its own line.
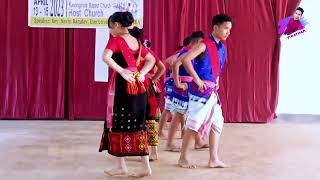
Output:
[185, 35, 227, 140]
[163, 50, 184, 112]
[139, 49, 162, 146]
[171, 47, 193, 115]
[99, 36, 150, 156]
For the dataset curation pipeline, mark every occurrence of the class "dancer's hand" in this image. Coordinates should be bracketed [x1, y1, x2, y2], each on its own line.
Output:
[195, 79, 207, 92]
[177, 82, 188, 91]
[137, 71, 146, 82]
[119, 69, 135, 83]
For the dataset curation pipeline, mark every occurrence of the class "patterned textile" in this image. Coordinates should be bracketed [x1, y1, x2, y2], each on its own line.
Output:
[171, 76, 192, 114]
[164, 78, 174, 111]
[146, 120, 159, 146]
[107, 131, 149, 156]
[145, 79, 161, 120]
[171, 84, 189, 114]
[186, 82, 224, 140]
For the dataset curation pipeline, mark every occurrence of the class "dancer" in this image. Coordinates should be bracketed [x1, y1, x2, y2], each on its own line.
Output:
[141, 39, 166, 161]
[177, 14, 232, 169]
[129, 26, 166, 161]
[158, 37, 192, 139]
[143, 39, 166, 161]
[99, 11, 155, 177]
[167, 31, 208, 152]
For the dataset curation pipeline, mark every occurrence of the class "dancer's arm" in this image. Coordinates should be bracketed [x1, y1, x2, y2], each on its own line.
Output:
[103, 49, 125, 74]
[140, 53, 156, 75]
[165, 53, 179, 67]
[139, 53, 156, 82]
[152, 61, 166, 81]
[172, 58, 187, 90]
[181, 43, 206, 89]
[103, 49, 135, 83]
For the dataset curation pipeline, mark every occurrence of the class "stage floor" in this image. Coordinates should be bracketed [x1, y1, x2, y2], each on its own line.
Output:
[0, 118, 320, 180]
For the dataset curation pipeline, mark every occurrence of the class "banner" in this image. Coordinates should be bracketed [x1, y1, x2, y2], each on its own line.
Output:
[28, 0, 143, 28]
[28, 0, 143, 82]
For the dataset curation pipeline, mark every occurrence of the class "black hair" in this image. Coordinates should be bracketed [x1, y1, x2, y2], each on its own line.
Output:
[129, 26, 142, 39]
[190, 31, 204, 39]
[107, 15, 112, 28]
[183, 37, 192, 46]
[212, 14, 232, 26]
[297, 7, 304, 15]
[109, 11, 134, 27]
[176, 45, 184, 50]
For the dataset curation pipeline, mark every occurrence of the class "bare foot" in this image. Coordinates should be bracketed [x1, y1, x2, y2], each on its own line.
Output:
[195, 144, 209, 150]
[128, 169, 152, 178]
[159, 133, 167, 139]
[180, 130, 185, 139]
[104, 167, 128, 176]
[165, 145, 180, 152]
[150, 151, 158, 161]
[178, 159, 196, 169]
[208, 160, 230, 168]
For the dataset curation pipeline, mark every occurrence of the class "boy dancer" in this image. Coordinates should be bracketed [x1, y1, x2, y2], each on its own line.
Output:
[158, 37, 192, 139]
[177, 14, 232, 169]
[167, 31, 208, 151]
